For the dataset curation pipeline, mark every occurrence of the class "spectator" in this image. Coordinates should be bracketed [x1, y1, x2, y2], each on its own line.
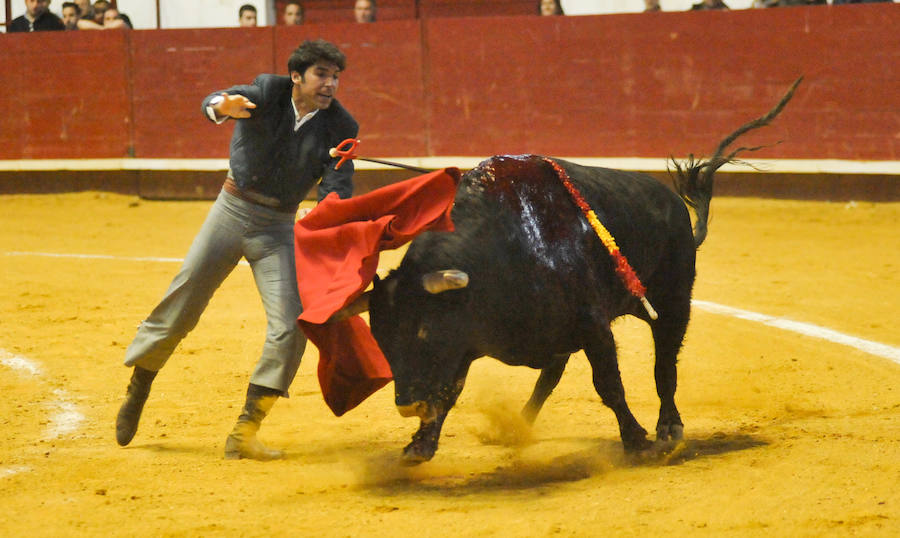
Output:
[61, 1, 80, 29]
[103, 7, 132, 29]
[538, 0, 564, 15]
[74, 2, 125, 29]
[284, 1, 304, 25]
[754, 0, 825, 6]
[74, 0, 93, 21]
[644, 0, 662, 11]
[91, 0, 108, 23]
[8, 0, 66, 32]
[354, 0, 375, 23]
[691, 0, 729, 9]
[239, 4, 258, 27]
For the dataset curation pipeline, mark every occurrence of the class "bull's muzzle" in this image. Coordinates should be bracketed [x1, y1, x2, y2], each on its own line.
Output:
[396, 401, 437, 423]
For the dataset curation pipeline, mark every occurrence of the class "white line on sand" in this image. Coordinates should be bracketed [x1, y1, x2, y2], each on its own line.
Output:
[692, 300, 900, 365]
[0, 350, 87, 439]
[4, 251, 899, 365]
[1, 465, 32, 479]
[0, 352, 42, 376]
[45, 389, 86, 439]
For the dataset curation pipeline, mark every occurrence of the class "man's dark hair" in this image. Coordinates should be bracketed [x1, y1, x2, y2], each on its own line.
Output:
[239, 4, 257, 15]
[288, 39, 347, 75]
[118, 12, 134, 29]
[62, 1, 81, 15]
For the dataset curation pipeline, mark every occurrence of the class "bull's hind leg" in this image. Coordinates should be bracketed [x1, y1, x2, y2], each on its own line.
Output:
[521, 354, 569, 424]
[648, 294, 691, 442]
[585, 329, 651, 452]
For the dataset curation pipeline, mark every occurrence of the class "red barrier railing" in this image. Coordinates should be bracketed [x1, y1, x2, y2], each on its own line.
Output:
[1, 5, 897, 161]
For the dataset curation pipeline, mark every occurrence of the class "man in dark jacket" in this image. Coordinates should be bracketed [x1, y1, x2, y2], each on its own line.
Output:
[115, 39, 359, 460]
[9, 0, 65, 32]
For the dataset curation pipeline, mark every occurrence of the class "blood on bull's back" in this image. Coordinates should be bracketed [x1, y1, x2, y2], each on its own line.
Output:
[402, 154, 695, 363]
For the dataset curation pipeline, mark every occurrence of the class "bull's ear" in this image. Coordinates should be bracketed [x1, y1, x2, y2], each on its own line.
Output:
[422, 269, 469, 294]
[326, 291, 371, 323]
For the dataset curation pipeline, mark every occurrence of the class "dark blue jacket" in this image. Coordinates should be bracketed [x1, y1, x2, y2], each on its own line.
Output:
[202, 74, 358, 206]
[9, 12, 65, 32]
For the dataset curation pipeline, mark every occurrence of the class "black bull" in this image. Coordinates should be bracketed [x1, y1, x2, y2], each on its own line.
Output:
[335, 79, 800, 464]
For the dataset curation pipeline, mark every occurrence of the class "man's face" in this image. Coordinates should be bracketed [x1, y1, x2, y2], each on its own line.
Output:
[354, 0, 375, 23]
[239, 9, 257, 27]
[540, 0, 559, 16]
[291, 62, 340, 112]
[92, 1, 107, 22]
[283, 4, 302, 25]
[103, 8, 118, 25]
[25, 0, 49, 18]
[62, 5, 79, 28]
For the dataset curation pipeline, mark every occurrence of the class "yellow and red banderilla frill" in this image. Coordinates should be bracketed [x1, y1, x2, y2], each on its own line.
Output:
[542, 157, 658, 320]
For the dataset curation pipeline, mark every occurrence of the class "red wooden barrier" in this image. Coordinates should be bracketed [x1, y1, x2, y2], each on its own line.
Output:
[0, 31, 131, 159]
[418, 0, 534, 17]
[1, 5, 897, 162]
[424, 5, 899, 160]
[130, 28, 276, 158]
[276, 0, 533, 23]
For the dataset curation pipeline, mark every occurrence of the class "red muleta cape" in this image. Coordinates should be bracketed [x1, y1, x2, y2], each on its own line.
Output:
[294, 168, 461, 416]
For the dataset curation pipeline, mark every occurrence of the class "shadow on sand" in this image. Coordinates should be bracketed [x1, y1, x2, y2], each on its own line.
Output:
[356, 431, 767, 495]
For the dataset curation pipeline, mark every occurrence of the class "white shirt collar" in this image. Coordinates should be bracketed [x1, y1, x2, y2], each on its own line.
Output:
[291, 99, 318, 132]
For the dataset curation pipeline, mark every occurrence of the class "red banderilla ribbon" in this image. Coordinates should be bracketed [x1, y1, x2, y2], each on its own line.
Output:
[544, 157, 658, 320]
[330, 138, 431, 173]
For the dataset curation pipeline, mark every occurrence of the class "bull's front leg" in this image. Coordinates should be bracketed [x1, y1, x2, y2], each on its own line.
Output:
[402, 412, 449, 464]
[400, 362, 471, 464]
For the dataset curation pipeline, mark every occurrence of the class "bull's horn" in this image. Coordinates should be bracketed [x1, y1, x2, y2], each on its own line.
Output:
[422, 270, 469, 294]
[326, 291, 371, 323]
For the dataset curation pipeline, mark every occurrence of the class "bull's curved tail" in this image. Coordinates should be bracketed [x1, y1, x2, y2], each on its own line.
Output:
[670, 77, 802, 248]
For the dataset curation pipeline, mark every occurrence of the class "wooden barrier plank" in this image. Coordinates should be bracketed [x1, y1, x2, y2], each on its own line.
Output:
[423, 6, 899, 160]
[0, 31, 130, 159]
[1, 6, 897, 163]
[419, 0, 534, 17]
[130, 28, 276, 158]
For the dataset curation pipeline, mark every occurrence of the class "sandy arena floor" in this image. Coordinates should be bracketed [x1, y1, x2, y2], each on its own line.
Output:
[1, 192, 898, 537]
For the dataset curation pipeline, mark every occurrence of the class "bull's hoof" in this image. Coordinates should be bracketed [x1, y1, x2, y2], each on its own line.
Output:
[656, 423, 684, 442]
[401, 441, 436, 465]
[623, 437, 654, 453]
[621, 426, 653, 453]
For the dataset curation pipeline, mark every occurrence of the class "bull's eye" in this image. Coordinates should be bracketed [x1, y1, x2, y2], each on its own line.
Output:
[417, 325, 428, 340]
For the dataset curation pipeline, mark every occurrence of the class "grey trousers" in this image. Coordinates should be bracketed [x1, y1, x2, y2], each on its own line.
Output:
[123, 189, 305, 394]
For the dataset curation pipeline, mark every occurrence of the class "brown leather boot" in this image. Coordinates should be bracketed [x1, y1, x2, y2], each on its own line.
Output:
[224, 384, 284, 461]
[115, 366, 158, 446]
